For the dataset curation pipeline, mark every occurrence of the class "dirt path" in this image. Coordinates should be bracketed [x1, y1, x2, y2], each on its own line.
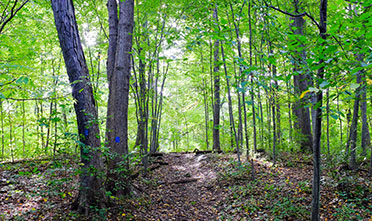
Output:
[2, 153, 371, 220]
[130, 153, 225, 220]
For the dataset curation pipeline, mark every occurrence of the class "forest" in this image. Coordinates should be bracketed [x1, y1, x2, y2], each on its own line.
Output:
[0, 0, 371, 220]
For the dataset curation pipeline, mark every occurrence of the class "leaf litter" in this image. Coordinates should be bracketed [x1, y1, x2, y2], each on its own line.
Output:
[0, 152, 371, 220]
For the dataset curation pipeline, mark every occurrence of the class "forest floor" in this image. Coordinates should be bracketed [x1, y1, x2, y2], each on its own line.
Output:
[0, 152, 372, 220]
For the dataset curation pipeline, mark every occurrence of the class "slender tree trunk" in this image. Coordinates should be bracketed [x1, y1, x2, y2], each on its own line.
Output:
[286, 80, 293, 142]
[346, 108, 351, 155]
[40, 101, 45, 149]
[272, 91, 277, 165]
[337, 91, 343, 146]
[51, 0, 105, 213]
[349, 55, 363, 170]
[248, 0, 257, 152]
[21, 100, 25, 158]
[326, 89, 330, 154]
[1, 100, 4, 159]
[44, 102, 53, 154]
[275, 80, 281, 143]
[229, 1, 249, 157]
[212, 5, 221, 152]
[220, 43, 241, 164]
[203, 79, 210, 150]
[9, 111, 14, 162]
[53, 102, 58, 158]
[35, 101, 40, 153]
[360, 75, 370, 156]
[312, 1, 327, 220]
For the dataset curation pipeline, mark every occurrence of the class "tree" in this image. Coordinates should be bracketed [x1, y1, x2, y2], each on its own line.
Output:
[51, 0, 105, 214]
[106, 0, 134, 195]
[290, 0, 313, 152]
[212, 5, 221, 152]
[311, 0, 328, 219]
[0, 0, 29, 34]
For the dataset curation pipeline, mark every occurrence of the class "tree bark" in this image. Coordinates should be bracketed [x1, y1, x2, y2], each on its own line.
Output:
[312, 1, 327, 220]
[51, 0, 105, 214]
[290, 0, 313, 152]
[360, 73, 370, 156]
[106, 0, 134, 195]
[248, 0, 257, 152]
[1, 100, 4, 159]
[212, 5, 221, 152]
[348, 54, 363, 170]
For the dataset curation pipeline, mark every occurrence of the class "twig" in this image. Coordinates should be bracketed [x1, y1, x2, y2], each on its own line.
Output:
[264, 2, 321, 31]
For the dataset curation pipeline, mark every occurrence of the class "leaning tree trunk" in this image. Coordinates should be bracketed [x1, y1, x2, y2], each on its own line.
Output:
[106, 0, 134, 196]
[51, 0, 105, 214]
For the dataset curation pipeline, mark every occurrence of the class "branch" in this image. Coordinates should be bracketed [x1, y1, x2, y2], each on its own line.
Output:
[3, 93, 71, 101]
[0, 0, 29, 34]
[265, 3, 321, 31]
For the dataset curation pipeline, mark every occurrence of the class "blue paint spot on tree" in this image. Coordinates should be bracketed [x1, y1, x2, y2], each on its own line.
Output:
[115, 136, 120, 143]
[84, 129, 89, 136]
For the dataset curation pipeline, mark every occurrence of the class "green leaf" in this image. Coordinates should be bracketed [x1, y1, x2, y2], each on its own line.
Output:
[350, 83, 360, 90]
[309, 87, 319, 93]
[16, 76, 29, 85]
[319, 81, 329, 89]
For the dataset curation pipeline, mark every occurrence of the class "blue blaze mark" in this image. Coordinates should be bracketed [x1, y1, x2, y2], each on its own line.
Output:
[84, 129, 89, 136]
[115, 136, 120, 143]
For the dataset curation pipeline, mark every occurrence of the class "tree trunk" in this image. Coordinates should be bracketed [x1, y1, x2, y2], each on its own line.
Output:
[360, 74, 370, 156]
[290, 1, 313, 152]
[51, 0, 105, 214]
[106, 0, 134, 195]
[311, 1, 327, 220]
[220, 42, 241, 165]
[203, 78, 210, 150]
[22, 100, 25, 158]
[212, 6, 221, 152]
[336, 91, 343, 146]
[348, 54, 363, 170]
[1, 100, 4, 159]
[326, 89, 330, 154]
[9, 111, 14, 162]
[286, 80, 293, 142]
[44, 101, 53, 154]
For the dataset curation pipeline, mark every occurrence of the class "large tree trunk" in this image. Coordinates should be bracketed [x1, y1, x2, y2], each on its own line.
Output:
[51, 0, 105, 214]
[212, 6, 221, 152]
[290, 1, 313, 152]
[106, 0, 118, 146]
[106, 0, 134, 195]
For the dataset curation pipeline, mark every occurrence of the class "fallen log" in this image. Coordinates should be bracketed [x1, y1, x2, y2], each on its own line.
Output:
[149, 152, 164, 157]
[131, 163, 164, 179]
[193, 149, 223, 154]
[152, 160, 168, 165]
[159, 177, 199, 185]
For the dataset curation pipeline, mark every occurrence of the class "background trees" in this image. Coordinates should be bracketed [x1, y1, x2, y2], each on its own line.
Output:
[0, 0, 371, 219]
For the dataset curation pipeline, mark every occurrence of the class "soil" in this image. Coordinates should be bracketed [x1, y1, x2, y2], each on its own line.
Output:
[1, 152, 371, 220]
